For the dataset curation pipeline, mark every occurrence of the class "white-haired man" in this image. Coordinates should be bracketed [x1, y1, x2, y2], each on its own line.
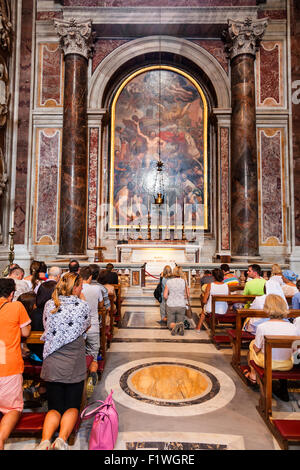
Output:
[47, 266, 62, 283]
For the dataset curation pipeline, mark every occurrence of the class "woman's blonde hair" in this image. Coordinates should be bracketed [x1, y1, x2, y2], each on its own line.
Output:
[162, 265, 172, 278]
[51, 272, 82, 314]
[263, 294, 288, 319]
[172, 266, 186, 279]
[271, 263, 282, 276]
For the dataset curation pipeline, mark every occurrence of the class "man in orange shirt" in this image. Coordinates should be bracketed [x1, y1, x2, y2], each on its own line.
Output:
[0, 278, 31, 450]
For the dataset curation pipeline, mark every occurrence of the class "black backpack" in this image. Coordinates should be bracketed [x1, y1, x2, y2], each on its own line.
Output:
[153, 277, 163, 303]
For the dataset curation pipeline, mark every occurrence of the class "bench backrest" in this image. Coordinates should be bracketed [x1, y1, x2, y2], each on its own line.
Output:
[264, 335, 300, 418]
[26, 331, 44, 344]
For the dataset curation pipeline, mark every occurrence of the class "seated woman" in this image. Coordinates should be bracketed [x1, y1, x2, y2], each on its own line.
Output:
[35, 273, 91, 450]
[195, 268, 228, 332]
[24, 260, 42, 292]
[164, 266, 188, 336]
[24, 281, 57, 363]
[245, 294, 297, 390]
[281, 270, 298, 296]
[243, 279, 288, 335]
[270, 263, 284, 285]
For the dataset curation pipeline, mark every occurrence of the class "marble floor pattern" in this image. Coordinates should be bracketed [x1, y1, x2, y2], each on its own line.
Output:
[5, 305, 300, 450]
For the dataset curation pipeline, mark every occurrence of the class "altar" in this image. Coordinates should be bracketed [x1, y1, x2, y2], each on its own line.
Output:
[116, 241, 200, 276]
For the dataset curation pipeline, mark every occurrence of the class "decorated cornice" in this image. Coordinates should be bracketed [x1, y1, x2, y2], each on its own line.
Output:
[54, 18, 94, 59]
[223, 17, 269, 61]
[0, 11, 12, 51]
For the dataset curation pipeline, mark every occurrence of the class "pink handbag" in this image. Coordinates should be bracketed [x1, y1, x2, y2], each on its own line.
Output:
[80, 390, 119, 450]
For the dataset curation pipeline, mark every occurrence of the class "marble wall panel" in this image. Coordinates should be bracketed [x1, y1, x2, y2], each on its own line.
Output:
[258, 10, 287, 20]
[88, 128, 99, 250]
[36, 11, 63, 20]
[37, 43, 64, 107]
[15, 0, 34, 244]
[63, 1, 257, 6]
[220, 127, 229, 251]
[191, 40, 228, 74]
[34, 129, 61, 245]
[92, 40, 129, 74]
[257, 41, 283, 108]
[290, 0, 300, 245]
[258, 128, 285, 246]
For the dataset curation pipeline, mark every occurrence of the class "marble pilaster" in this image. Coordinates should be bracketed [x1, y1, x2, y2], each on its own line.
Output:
[54, 18, 94, 255]
[224, 17, 268, 257]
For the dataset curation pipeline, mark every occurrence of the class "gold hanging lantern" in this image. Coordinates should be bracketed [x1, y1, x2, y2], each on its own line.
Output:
[153, 160, 165, 205]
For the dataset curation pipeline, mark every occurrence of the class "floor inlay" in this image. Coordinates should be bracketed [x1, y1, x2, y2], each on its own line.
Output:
[121, 362, 217, 405]
[105, 356, 235, 417]
[114, 432, 245, 451]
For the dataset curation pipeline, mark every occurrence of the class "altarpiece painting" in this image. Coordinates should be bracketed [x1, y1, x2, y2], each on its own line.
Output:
[109, 66, 208, 234]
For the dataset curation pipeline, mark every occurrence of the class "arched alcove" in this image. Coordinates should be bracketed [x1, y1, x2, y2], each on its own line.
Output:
[89, 36, 230, 255]
[89, 36, 230, 110]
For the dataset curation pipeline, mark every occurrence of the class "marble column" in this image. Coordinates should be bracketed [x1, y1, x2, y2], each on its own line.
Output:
[224, 18, 268, 258]
[55, 19, 94, 255]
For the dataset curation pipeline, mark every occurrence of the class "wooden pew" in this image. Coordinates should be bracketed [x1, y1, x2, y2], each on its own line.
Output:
[209, 295, 255, 348]
[253, 335, 300, 450]
[210, 294, 294, 349]
[111, 283, 121, 324]
[98, 304, 108, 372]
[3, 331, 47, 439]
[23, 331, 44, 378]
[6, 331, 94, 441]
[229, 309, 300, 385]
[98, 285, 121, 372]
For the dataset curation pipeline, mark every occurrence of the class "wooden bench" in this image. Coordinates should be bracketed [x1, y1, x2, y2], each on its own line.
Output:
[111, 283, 121, 324]
[6, 332, 94, 441]
[23, 331, 44, 378]
[229, 309, 300, 385]
[210, 294, 294, 349]
[98, 286, 121, 372]
[209, 295, 255, 348]
[253, 335, 300, 450]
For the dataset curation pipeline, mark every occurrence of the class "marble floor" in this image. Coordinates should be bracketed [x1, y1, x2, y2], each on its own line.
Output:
[5, 302, 300, 451]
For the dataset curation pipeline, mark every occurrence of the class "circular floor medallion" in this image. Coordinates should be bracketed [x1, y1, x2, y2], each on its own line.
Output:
[105, 357, 236, 417]
[122, 362, 217, 406]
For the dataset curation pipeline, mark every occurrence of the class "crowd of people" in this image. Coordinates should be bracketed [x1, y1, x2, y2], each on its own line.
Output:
[1, 257, 300, 449]
[0, 260, 118, 450]
[157, 262, 300, 400]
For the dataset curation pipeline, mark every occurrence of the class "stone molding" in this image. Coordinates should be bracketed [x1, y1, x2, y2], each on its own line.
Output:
[62, 6, 258, 25]
[54, 18, 94, 59]
[89, 36, 230, 109]
[0, 10, 12, 51]
[224, 17, 269, 61]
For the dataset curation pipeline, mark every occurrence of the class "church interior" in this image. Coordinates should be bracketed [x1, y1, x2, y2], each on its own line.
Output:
[1, 0, 300, 452]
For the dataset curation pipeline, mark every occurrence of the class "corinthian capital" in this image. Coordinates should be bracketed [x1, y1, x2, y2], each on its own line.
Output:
[223, 17, 268, 61]
[54, 18, 94, 60]
[0, 12, 12, 51]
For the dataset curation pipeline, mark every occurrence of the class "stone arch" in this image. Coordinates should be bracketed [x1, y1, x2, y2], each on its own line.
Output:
[88, 36, 230, 110]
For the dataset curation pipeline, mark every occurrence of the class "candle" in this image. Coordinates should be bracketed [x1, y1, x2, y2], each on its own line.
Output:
[11, 210, 14, 229]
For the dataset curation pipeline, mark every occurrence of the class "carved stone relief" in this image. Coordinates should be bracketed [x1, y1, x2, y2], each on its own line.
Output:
[0, 56, 9, 126]
[224, 17, 268, 61]
[0, 0, 12, 52]
[54, 18, 94, 60]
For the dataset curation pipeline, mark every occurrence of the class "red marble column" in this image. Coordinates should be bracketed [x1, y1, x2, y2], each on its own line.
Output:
[55, 19, 94, 255]
[230, 53, 258, 256]
[224, 18, 268, 258]
[59, 53, 88, 255]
